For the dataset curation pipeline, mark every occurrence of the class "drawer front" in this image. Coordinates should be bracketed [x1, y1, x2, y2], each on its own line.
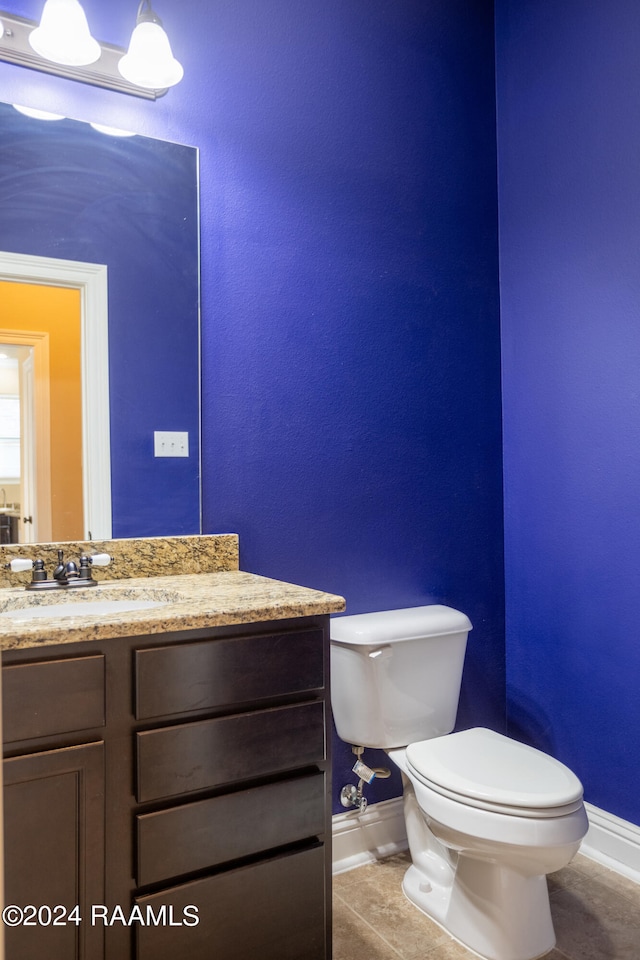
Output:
[135, 628, 324, 720]
[2, 655, 105, 744]
[136, 771, 325, 886]
[136, 701, 325, 802]
[136, 845, 326, 960]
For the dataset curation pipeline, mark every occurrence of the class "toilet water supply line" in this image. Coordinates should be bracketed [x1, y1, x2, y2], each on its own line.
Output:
[340, 745, 390, 814]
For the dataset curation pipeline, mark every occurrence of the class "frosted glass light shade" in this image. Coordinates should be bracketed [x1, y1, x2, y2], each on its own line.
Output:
[90, 123, 136, 137]
[0, 19, 5, 40]
[29, 0, 100, 67]
[13, 104, 66, 120]
[118, 20, 183, 89]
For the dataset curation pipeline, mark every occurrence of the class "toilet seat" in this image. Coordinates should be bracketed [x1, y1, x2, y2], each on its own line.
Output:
[405, 727, 584, 819]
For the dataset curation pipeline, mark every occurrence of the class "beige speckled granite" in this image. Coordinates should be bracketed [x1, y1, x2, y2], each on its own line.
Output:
[0, 570, 346, 651]
[0, 534, 239, 589]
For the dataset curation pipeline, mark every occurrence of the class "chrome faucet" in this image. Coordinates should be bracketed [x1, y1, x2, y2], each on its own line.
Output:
[1, 488, 6, 508]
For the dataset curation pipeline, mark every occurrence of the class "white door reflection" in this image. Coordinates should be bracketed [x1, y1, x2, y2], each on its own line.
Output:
[0, 344, 36, 543]
[0, 251, 111, 542]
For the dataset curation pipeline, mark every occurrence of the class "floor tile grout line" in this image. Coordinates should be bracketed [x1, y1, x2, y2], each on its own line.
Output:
[587, 874, 640, 906]
[335, 894, 580, 960]
[552, 869, 640, 911]
[336, 853, 640, 960]
[333, 891, 408, 959]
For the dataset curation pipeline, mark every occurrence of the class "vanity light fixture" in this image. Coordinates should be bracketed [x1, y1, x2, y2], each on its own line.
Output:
[118, 1, 183, 90]
[0, 1, 182, 100]
[29, 0, 100, 67]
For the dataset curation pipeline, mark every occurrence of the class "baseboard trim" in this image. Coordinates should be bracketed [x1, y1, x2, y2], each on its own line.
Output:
[332, 796, 407, 875]
[581, 802, 640, 884]
[333, 796, 640, 884]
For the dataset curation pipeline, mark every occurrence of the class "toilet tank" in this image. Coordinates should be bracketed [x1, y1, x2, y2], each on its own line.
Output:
[330, 605, 472, 749]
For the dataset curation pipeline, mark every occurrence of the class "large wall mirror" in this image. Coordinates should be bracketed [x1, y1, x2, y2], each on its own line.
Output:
[0, 101, 200, 544]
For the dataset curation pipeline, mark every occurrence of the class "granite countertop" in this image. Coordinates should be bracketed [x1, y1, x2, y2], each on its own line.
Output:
[0, 570, 346, 651]
[0, 570, 345, 650]
[0, 534, 345, 651]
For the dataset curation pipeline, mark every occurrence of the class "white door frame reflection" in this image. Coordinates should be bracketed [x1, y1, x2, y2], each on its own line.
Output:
[0, 333, 50, 542]
[0, 250, 111, 542]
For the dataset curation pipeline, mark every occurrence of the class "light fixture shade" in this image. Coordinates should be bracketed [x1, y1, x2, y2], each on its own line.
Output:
[29, 0, 101, 67]
[0, 19, 4, 40]
[13, 104, 66, 120]
[118, 18, 183, 89]
[90, 122, 136, 137]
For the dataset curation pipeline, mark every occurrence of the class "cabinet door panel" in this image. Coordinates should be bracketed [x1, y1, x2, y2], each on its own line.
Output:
[3, 655, 105, 744]
[136, 701, 325, 802]
[135, 846, 326, 960]
[135, 628, 324, 720]
[136, 772, 325, 885]
[3, 742, 105, 960]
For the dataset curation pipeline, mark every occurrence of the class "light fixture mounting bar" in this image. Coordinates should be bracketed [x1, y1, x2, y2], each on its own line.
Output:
[0, 10, 167, 99]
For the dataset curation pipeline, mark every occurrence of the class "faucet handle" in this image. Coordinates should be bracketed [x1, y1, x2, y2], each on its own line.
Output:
[53, 550, 66, 582]
[90, 553, 111, 567]
[5, 558, 34, 572]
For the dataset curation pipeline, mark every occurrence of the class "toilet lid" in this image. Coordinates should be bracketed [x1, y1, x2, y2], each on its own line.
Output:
[406, 728, 583, 811]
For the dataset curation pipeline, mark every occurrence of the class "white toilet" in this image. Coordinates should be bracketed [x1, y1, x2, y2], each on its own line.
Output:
[330, 605, 588, 960]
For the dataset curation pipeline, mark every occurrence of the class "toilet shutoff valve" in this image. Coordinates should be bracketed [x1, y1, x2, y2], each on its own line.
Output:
[340, 745, 390, 814]
[352, 759, 376, 784]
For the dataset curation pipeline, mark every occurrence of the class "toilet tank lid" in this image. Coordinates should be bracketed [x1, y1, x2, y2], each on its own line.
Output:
[330, 605, 472, 646]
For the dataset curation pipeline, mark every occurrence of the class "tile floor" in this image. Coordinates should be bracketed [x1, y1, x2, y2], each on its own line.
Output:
[333, 850, 640, 959]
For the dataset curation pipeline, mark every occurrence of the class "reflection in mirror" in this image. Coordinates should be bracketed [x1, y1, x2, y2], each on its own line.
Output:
[0, 346, 23, 545]
[0, 260, 103, 543]
[0, 102, 200, 542]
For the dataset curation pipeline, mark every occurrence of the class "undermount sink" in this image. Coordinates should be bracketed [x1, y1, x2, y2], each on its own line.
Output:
[0, 587, 182, 623]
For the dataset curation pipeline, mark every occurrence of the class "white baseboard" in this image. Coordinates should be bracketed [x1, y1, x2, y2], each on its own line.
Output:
[332, 796, 407, 875]
[581, 802, 640, 884]
[333, 796, 640, 885]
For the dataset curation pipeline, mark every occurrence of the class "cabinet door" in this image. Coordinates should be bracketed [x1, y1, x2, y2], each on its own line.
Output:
[3, 741, 105, 960]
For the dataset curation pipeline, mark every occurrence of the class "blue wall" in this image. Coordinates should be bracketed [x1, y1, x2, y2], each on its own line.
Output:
[497, 0, 640, 825]
[198, 0, 504, 809]
[1, 0, 504, 813]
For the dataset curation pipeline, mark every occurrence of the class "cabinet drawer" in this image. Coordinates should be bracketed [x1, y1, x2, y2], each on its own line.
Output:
[136, 845, 326, 960]
[2, 655, 105, 744]
[135, 628, 324, 720]
[136, 701, 325, 802]
[136, 771, 325, 886]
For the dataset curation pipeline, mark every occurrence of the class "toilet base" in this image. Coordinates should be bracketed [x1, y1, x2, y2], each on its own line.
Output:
[402, 857, 556, 960]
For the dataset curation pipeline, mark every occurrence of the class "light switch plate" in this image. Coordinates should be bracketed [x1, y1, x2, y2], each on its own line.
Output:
[154, 431, 189, 457]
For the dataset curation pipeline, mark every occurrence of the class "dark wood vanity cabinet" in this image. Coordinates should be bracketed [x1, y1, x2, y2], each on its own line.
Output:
[2, 616, 332, 960]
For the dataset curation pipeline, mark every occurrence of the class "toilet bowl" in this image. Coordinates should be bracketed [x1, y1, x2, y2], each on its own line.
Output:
[390, 729, 588, 960]
[330, 606, 589, 960]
